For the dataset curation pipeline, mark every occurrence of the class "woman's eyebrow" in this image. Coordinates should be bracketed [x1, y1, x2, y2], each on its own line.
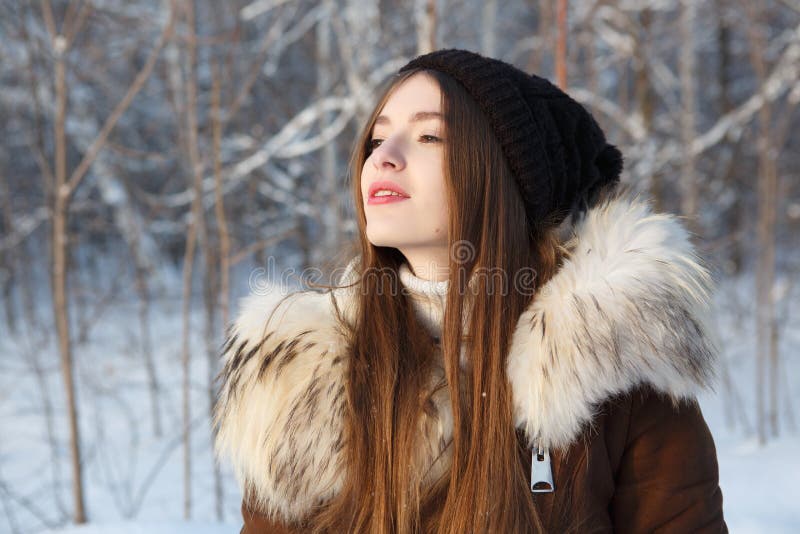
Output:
[374, 111, 443, 125]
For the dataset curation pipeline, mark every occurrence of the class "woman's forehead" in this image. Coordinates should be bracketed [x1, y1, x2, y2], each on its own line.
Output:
[376, 73, 442, 123]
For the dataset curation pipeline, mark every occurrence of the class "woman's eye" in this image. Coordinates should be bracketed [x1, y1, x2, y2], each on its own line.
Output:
[367, 135, 440, 152]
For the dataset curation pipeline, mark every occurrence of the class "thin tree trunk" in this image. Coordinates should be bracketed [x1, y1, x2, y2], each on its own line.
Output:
[181, 221, 198, 520]
[0, 165, 16, 334]
[555, 0, 568, 89]
[714, 0, 744, 274]
[720, 354, 753, 433]
[679, 0, 698, 230]
[201, 170, 220, 520]
[135, 265, 161, 437]
[181, 0, 208, 518]
[481, 0, 498, 58]
[774, 169, 798, 437]
[312, 0, 341, 269]
[203, 241, 220, 518]
[528, 0, 553, 74]
[745, 2, 777, 446]
[416, 0, 437, 55]
[633, 8, 663, 211]
[211, 61, 228, 520]
[779, 331, 797, 433]
[585, 25, 596, 96]
[769, 309, 780, 437]
[755, 131, 778, 444]
[47, 15, 87, 522]
[618, 60, 629, 117]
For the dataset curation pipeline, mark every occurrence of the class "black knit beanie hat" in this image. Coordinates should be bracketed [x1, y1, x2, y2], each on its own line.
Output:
[397, 48, 623, 227]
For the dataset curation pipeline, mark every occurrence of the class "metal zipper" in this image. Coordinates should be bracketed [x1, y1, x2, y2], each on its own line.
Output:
[530, 441, 555, 493]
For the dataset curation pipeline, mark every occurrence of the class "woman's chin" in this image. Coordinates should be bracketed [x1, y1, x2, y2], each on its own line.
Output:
[366, 234, 403, 249]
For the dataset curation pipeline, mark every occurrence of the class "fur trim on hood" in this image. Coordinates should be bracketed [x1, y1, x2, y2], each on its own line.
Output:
[213, 191, 720, 523]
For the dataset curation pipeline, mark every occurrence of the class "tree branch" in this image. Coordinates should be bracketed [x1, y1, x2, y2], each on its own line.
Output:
[64, 2, 177, 197]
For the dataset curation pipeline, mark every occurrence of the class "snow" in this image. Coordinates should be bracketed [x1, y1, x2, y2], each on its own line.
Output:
[696, 273, 800, 533]
[699, 389, 800, 534]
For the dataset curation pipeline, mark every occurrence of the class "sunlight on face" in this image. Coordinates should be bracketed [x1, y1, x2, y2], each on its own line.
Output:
[361, 72, 449, 256]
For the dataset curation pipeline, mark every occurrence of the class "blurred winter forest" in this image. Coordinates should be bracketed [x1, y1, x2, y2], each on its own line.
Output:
[0, 0, 798, 532]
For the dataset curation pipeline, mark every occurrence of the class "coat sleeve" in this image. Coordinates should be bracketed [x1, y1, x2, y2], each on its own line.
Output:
[609, 386, 727, 533]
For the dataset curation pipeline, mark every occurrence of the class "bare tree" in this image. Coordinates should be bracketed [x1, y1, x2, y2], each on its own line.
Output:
[527, 0, 553, 74]
[38, 0, 175, 522]
[679, 0, 698, 230]
[555, 0, 568, 89]
[745, 1, 779, 446]
[481, 0, 498, 57]
[310, 0, 343, 270]
[0, 163, 16, 334]
[714, 0, 745, 273]
[416, 0, 437, 54]
[178, 0, 207, 518]
[211, 60, 228, 521]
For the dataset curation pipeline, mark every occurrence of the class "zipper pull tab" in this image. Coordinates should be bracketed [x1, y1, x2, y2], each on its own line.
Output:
[530, 442, 555, 493]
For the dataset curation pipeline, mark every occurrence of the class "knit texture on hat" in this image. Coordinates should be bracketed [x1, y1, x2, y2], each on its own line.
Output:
[398, 48, 623, 227]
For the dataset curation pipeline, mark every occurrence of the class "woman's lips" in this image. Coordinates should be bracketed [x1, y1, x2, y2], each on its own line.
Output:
[367, 179, 411, 203]
[367, 194, 410, 205]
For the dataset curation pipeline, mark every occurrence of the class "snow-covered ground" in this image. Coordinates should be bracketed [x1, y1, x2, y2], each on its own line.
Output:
[1, 272, 798, 533]
[696, 274, 800, 533]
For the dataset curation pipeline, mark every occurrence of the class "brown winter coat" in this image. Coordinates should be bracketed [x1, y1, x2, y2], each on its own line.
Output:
[214, 192, 728, 533]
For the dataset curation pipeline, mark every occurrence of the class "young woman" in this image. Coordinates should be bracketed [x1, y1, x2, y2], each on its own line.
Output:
[214, 49, 727, 533]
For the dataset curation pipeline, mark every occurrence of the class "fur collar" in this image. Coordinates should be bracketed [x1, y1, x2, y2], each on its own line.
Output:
[213, 191, 720, 522]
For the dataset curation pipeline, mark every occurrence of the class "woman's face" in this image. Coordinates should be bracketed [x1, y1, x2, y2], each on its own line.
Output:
[361, 72, 449, 262]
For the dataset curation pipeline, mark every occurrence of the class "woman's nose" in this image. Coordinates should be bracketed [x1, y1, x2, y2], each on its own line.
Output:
[372, 139, 405, 171]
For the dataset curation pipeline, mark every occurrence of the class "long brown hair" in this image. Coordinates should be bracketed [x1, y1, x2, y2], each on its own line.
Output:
[309, 68, 569, 533]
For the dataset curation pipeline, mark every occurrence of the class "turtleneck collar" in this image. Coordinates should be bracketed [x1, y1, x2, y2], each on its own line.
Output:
[397, 262, 449, 296]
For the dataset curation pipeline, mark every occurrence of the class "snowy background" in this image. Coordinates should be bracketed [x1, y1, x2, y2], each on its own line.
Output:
[1, 0, 799, 532]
